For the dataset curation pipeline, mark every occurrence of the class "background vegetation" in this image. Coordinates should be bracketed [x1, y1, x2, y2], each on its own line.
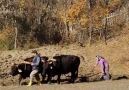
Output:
[0, 0, 128, 50]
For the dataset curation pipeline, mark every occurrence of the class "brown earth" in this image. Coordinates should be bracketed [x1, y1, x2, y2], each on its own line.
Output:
[0, 80, 129, 90]
[1, 31, 129, 88]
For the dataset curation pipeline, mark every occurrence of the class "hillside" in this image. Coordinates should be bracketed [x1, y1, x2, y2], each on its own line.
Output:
[1, 28, 129, 86]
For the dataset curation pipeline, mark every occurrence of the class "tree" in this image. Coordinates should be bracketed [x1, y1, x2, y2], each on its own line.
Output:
[58, 0, 86, 42]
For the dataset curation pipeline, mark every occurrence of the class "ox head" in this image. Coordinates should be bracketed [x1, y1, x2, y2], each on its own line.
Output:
[47, 58, 56, 66]
[10, 63, 19, 76]
[41, 56, 49, 62]
[42, 58, 57, 75]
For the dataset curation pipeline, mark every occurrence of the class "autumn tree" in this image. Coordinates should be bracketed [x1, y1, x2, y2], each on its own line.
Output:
[57, 0, 86, 43]
[0, 0, 127, 49]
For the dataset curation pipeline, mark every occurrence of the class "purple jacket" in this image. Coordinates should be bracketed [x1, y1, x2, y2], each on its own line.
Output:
[95, 58, 109, 72]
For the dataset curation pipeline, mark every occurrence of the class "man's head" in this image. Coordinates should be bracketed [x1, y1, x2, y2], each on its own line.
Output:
[32, 50, 38, 57]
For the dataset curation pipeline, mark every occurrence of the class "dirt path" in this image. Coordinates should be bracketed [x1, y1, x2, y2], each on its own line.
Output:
[0, 80, 129, 90]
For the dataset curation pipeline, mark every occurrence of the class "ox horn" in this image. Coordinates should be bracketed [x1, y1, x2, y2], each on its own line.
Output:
[18, 69, 22, 73]
[47, 59, 56, 62]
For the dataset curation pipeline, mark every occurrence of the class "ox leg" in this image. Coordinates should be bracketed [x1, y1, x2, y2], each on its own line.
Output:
[71, 72, 75, 83]
[19, 75, 22, 86]
[57, 74, 61, 84]
[47, 75, 52, 84]
[41, 74, 46, 83]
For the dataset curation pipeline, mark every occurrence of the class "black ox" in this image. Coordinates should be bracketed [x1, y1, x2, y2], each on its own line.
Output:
[43, 55, 80, 84]
[10, 56, 45, 85]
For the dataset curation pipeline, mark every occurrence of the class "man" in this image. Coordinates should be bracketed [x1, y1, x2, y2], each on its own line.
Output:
[92, 55, 111, 80]
[24, 50, 41, 86]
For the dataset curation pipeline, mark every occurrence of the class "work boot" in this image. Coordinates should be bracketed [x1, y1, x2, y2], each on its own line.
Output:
[38, 80, 41, 85]
[27, 81, 32, 86]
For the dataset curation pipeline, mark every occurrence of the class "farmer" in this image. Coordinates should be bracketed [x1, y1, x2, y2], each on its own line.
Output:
[92, 55, 111, 80]
[24, 50, 41, 86]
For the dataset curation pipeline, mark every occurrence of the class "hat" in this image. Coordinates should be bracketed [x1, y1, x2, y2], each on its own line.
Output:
[32, 50, 37, 54]
[96, 55, 104, 59]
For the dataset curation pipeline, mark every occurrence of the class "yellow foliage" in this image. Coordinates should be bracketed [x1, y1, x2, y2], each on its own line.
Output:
[91, 4, 109, 28]
[0, 26, 14, 41]
[58, 0, 121, 29]
[79, 14, 89, 27]
[108, 0, 121, 12]
[59, 0, 86, 24]
[20, 0, 25, 13]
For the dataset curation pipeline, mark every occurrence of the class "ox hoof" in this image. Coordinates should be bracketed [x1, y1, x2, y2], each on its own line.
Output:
[57, 82, 60, 84]
[48, 82, 51, 84]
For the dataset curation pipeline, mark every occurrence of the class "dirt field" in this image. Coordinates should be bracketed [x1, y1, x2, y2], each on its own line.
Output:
[0, 80, 129, 90]
[1, 33, 129, 89]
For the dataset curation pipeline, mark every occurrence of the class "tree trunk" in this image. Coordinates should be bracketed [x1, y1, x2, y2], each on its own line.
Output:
[65, 21, 70, 40]
[89, 17, 92, 45]
[14, 26, 18, 49]
[69, 24, 73, 32]
[88, 0, 93, 46]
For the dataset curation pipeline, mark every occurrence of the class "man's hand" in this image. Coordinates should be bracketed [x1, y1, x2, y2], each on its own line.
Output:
[31, 63, 34, 66]
[100, 72, 105, 75]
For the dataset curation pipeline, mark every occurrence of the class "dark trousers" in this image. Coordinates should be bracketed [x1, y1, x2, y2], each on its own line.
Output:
[100, 66, 111, 80]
